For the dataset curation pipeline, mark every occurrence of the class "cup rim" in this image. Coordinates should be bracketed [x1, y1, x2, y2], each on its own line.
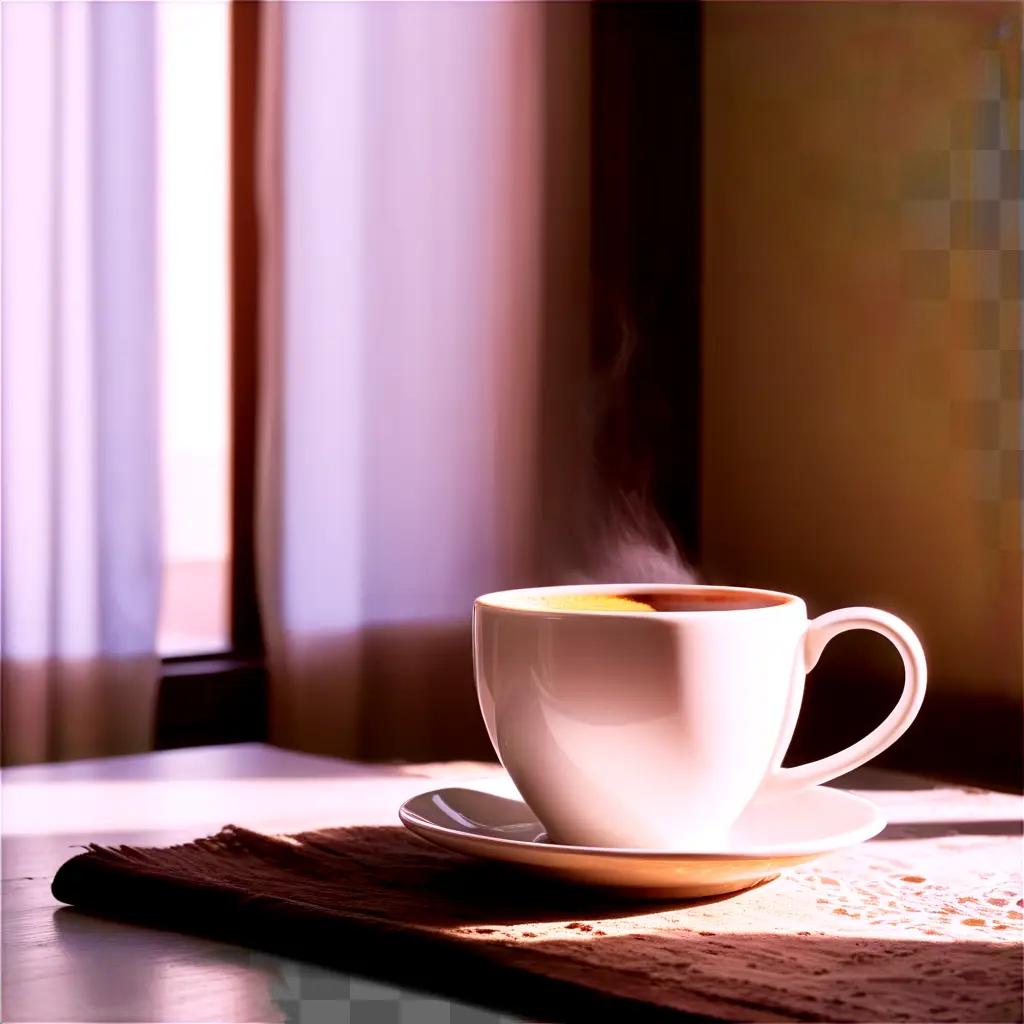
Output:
[475, 583, 802, 617]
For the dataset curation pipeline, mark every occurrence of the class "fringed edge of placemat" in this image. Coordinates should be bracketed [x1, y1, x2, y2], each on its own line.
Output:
[51, 827, 725, 1024]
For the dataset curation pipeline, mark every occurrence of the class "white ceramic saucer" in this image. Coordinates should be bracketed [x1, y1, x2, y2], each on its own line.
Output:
[399, 778, 885, 899]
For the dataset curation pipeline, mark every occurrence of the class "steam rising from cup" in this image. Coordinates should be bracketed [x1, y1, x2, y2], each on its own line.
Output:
[570, 495, 696, 585]
[575, 313, 697, 586]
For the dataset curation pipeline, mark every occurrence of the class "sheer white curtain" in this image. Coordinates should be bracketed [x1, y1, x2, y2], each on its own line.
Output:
[1, 3, 160, 764]
[257, 3, 593, 759]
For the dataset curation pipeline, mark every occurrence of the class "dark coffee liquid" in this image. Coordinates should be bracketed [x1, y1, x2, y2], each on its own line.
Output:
[538, 589, 789, 612]
[623, 589, 789, 611]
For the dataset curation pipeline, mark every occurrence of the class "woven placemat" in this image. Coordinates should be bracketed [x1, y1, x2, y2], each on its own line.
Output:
[51, 822, 1023, 1022]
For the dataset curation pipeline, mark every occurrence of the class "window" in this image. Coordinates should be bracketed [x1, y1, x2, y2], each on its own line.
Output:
[156, 2, 231, 656]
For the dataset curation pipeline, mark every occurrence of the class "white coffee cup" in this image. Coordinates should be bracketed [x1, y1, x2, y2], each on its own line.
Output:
[473, 583, 926, 849]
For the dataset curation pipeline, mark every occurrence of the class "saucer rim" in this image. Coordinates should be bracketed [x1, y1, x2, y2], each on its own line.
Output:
[398, 783, 887, 860]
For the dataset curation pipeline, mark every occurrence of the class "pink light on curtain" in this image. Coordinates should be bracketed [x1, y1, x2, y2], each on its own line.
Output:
[257, 3, 592, 759]
[1, 1, 160, 764]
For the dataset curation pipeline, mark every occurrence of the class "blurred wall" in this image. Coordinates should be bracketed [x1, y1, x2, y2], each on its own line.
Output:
[702, 3, 1022, 784]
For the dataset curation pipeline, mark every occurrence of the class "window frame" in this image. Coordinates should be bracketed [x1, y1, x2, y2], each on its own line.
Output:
[158, 1, 266, 747]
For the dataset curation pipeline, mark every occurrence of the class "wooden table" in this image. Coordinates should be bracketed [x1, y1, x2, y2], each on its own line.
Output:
[2, 743, 1021, 1022]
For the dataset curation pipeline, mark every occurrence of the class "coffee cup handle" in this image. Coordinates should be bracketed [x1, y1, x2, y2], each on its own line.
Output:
[757, 607, 927, 799]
